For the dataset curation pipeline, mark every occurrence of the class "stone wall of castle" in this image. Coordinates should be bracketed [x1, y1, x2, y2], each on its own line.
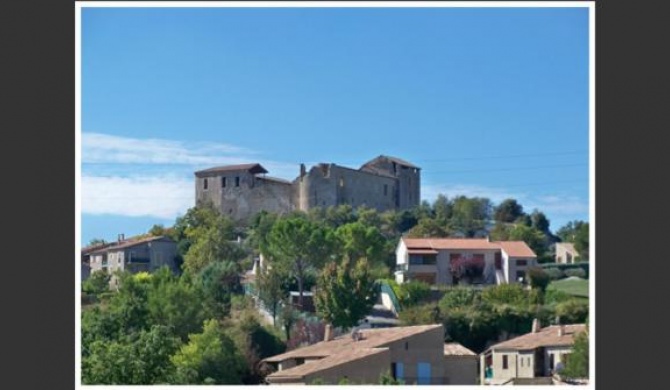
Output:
[195, 156, 421, 224]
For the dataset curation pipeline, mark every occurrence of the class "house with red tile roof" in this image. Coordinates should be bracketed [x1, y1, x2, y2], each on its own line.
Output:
[395, 236, 537, 286]
[262, 324, 476, 385]
[479, 319, 587, 385]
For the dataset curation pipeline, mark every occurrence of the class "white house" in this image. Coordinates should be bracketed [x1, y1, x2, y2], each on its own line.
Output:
[394, 237, 537, 286]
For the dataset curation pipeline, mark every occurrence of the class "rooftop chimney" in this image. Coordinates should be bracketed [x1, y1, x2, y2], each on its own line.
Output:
[558, 325, 565, 337]
[324, 324, 333, 342]
[532, 318, 541, 333]
[300, 163, 306, 178]
[118, 233, 125, 243]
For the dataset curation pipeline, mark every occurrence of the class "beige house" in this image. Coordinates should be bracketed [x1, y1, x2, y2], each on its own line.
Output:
[88, 235, 178, 285]
[443, 343, 478, 385]
[480, 320, 587, 385]
[555, 242, 580, 264]
[263, 324, 474, 385]
[395, 237, 537, 286]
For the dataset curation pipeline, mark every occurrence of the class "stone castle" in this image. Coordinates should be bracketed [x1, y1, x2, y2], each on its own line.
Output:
[195, 155, 420, 223]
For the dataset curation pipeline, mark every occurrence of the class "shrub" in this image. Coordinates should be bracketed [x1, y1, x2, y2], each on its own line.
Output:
[544, 288, 573, 305]
[397, 280, 431, 307]
[564, 268, 587, 279]
[438, 286, 481, 311]
[544, 267, 565, 281]
[555, 299, 589, 324]
[398, 304, 440, 326]
[526, 267, 551, 292]
[481, 284, 529, 306]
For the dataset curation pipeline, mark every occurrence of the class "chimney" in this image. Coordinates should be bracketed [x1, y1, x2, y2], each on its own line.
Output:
[118, 233, 125, 243]
[300, 163, 306, 178]
[324, 324, 333, 342]
[558, 325, 565, 337]
[532, 318, 541, 333]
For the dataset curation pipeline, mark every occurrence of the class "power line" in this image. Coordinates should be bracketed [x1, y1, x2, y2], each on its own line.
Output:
[427, 162, 587, 175]
[413, 150, 588, 162]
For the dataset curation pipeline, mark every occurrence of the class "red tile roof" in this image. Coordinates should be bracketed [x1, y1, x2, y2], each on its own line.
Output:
[263, 324, 442, 363]
[401, 237, 536, 257]
[486, 324, 587, 351]
[195, 163, 268, 176]
[444, 342, 477, 356]
[90, 235, 173, 254]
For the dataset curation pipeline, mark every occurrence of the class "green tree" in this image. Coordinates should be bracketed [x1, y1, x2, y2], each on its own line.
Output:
[82, 325, 182, 384]
[198, 260, 242, 320]
[407, 217, 449, 238]
[438, 286, 482, 311]
[182, 221, 246, 274]
[494, 199, 525, 223]
[315, 258, 378, 330]
[82, 270, 111, 297]
[530, 209, 550, 233]
[149, 224, 166, 236]
[508, 225, 548, 257]
[146, 267, 207, 340]
[255, 262, 286, 326]
[556, 220, 589, 259]
[171, 319, 245, 384]
[335, 222, 385, 264]
[433, 194, 453, 224]
[88, 238, 107, 246]
[450, 196, 492, 237]
[268, 216, 338, 307]
[526, 267, 551, 293]
[561, 327, 589, 379]
[481, 284, 530, 307]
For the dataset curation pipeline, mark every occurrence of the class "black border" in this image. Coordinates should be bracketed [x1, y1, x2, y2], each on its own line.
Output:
[9, 0, 661, 388]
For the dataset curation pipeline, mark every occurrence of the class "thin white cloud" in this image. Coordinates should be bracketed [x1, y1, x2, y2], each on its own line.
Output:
[81, 175, 193, 219]
[82, 132, 300, 179]
[82, 132, 255, 165]
[527, 195, 589, 215]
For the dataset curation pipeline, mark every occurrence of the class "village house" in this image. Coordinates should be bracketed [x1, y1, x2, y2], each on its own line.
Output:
[88, 234, 178, 286]
[555, 242, 580, 264]
[395, 237, 537, 286]
[479, 319, 587, 385]
[262, 324, 476, 385]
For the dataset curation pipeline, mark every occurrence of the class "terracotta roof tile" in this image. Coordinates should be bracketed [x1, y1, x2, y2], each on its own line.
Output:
[263, 324, 442, 363]
[195, 163, 268, 176]
[90, 235, 173, 254]
[402, 237, 536, 257]
[267, 348, 390, 379]
[444, 343, 476, 356]
[487, 324, 587, 351]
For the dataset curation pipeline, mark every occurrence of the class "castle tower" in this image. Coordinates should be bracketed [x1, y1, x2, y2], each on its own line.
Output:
[359, 155, 421, 209]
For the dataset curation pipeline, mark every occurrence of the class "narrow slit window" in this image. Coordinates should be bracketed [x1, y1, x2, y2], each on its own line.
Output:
[235, 176, 240, 187]
[222, 177, 227, 188]
[203, 178, 208, 190]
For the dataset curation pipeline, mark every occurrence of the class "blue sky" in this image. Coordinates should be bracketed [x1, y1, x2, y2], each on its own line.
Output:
[81, 6, 590, 245]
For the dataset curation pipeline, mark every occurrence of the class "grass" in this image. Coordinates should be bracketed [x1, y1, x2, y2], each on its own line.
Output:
[547, 278, 589, 298]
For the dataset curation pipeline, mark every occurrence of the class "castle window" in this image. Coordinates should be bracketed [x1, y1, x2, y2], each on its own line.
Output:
[384, 184, 388, 196]
[222, 177, 227, 188]
[235, 176, 240, 187]
[203, 178, 208, 190]
[339, 178, 344, 187]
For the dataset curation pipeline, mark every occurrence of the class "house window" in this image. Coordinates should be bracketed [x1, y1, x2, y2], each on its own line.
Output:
[502, 355, 509, 369]
[295, 358, 305, 366]
[235, 176, 240, 187]
[549, 353, 555, 371]
[222, 177, 227, 187]
[517, 259, 528, 266]
[392, 362, 404, 380]
[203, 178, 208, 190]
